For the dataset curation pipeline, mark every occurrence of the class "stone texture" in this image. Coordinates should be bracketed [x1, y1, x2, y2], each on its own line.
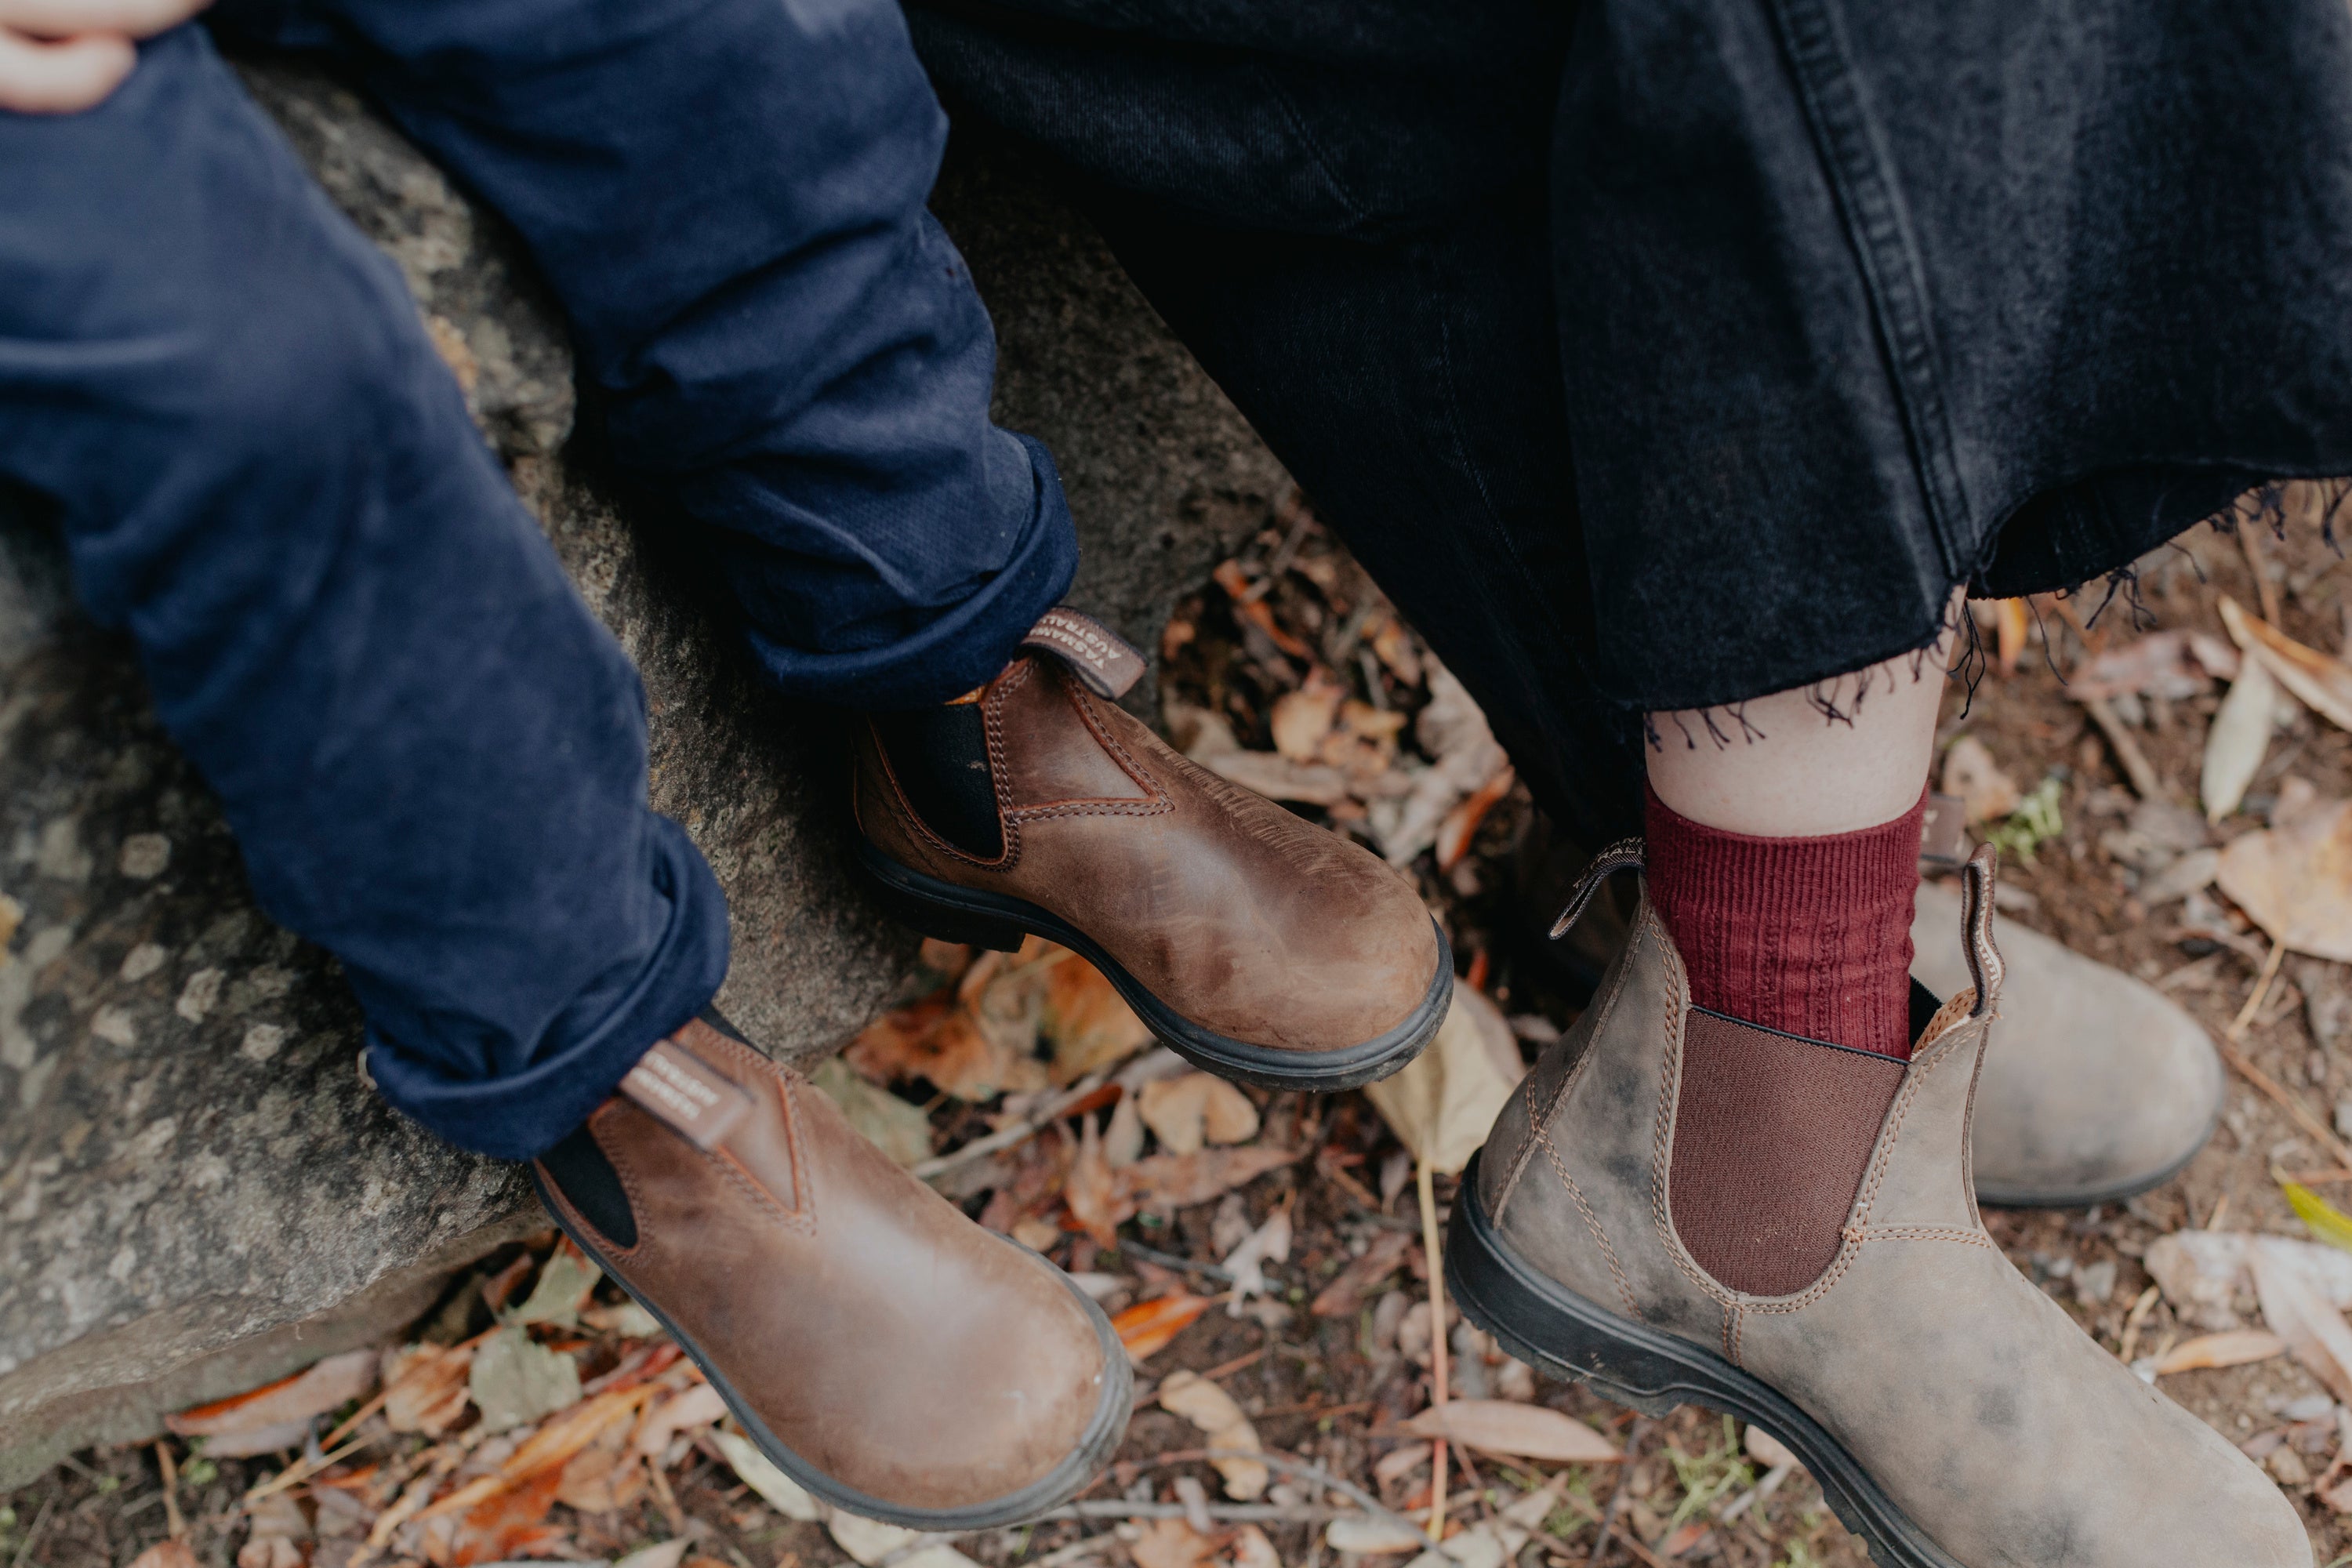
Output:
[0, 60, 1286, 1483]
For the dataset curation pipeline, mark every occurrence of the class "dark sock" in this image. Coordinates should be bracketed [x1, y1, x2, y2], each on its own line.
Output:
[1642, 782, 1925, 1060]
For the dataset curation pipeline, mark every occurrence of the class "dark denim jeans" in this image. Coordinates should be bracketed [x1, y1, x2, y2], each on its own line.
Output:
[913, 0, 2352, 848]
[0, 2, 1073, 1158]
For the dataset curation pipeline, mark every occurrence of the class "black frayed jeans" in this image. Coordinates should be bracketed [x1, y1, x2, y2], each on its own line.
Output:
[912, 0, 2352, 848]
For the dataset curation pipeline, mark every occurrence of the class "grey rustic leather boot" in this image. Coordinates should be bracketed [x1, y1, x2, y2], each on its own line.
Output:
[1455, 847, 2308, 1567]
[1911, 880, 2223, 1207]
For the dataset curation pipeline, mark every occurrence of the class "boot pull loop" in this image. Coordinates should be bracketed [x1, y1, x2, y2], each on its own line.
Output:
[1020, 608, 1145, 699]
[1958, 842, 2005, 1016]
[1549, 837, 1646, 941]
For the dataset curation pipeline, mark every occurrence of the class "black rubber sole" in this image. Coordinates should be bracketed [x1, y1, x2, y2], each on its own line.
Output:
[533, 1169, 1134, 1531]
[1445, 1155, 1965, 1568]
[855, 838, 1451, 1093]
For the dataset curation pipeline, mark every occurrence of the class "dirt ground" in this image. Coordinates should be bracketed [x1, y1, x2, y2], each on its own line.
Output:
[13, 485, 2352, 1568]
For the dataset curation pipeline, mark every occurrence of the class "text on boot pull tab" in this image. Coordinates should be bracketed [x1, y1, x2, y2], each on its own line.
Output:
[621, 1037, 754, 1149]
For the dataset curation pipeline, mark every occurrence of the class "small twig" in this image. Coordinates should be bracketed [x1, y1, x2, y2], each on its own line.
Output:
[1589, 1417, 1651, 1567]
[2281, 1168, 2352, 1185]
[1200, 1449, 1406, 1527]
[2117, 1284, 2161, 1366]
[2228, 941, 2289, 1043]
[1037, 1501, 1341, 1523]
[1417, 1156, 1450, 1544]
[9, 1495, 54, 1568]
[2221, 1038, 2352, 1171]
[1116, 1240, 1236, 1283]
[2078, 695, 2168, 801]
[1199, 1347, 1269, 1382]
[154, 1441, 185, 1540]
[914, 1070, 1112, 1181]
[2242, 524, 2286, 627]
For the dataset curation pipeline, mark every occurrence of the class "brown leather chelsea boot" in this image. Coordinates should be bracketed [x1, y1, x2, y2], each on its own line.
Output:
[533, 1014, 1131, 1530]
[1454, 847, 2309, 1567]
[851, 608, 1450, 1092]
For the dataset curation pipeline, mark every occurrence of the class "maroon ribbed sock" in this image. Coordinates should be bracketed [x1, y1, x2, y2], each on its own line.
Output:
[1643, 784, 1925, 1060]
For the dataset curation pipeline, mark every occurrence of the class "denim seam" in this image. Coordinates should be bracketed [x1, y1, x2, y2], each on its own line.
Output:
[1766, 0, 1973, 583]
[1262, 71, 1367, 232]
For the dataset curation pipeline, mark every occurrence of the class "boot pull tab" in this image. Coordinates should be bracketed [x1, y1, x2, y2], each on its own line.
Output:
[1959, 842, 2005, 1016]
[1549, 837, 1647, 940]
[1020, 608, 1145, 699]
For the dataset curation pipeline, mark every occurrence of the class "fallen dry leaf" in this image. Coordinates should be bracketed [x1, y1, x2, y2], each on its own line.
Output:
[1367, 662, 1511, 868]
[1435, 763, 1516, 873]
[1138, 1073, 1261, 1156]
[1197, 748, 1356, 807]
[1994, 597, 2031, 674]
[633, 1382, 727, 1456]
[436, 1466, 566, 1566]
[1123, 1143, 1298, 1211]
[510, 1237, 601, 1327]
[383, 1342, 475, 1436]
[1219, 1203, 1293, 1314]
[1369, 617, 1423, 686]
[1040, 955, 1152, 1083]
[1227, 1523, 1281, 1568]
[1324, 1512, 1429, 1555]
[166, 1348, 375, 1456]
[1310, 1229, 1417, 1318]
[2070, 630, 2216, 701]
[1744, 1425, 1798, 1469]
[811, 1056, 935, 1167]
[711, 1427, 824, 1520]
[1364, 985, 1523, 1175]
[1402, 1399, 1621, 1463]
[2145, 1229, 2352, 1330]
[128, 1544, 198, 1568]
[1272, 668, 1347, 762]
[2215, 788, 2352, 960]
[1131, 1516, 1222, 1568]
[845, 994, 956, 1083]
[1940, 736, 2021, 826]
[1113, 1292, 1214, 1359]
[2250, 1240, 2352, 1404]
[613, 1543, 690, 1568]
[2147, 1329, 2287, 1375]
[1065, 1113, 1137, 1249]
[2222, 594, 2352, 734]
[468, 1323, 582, 1434]
[1160, 1370, 1269, 1499]
[2201, 651, 2277, 822]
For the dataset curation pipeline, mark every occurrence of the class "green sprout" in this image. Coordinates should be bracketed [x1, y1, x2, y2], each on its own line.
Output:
[1984, 775, 2064, 865]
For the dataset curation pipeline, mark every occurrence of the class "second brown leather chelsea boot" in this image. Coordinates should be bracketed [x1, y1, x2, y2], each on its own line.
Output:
[534, 1013, 1131, 1530]
[851, 608, 1451, 1092]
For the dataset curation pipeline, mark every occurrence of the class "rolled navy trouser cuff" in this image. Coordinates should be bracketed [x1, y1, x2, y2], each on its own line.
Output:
[744, 433, 1079, 711]
[364, 815, 732, 1161]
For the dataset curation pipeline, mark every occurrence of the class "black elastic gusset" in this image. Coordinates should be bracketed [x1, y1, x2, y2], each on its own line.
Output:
[873, 703, 1003, 858]
[1907, 978, 1942, 1045]
[541, 1125, 637, 1249]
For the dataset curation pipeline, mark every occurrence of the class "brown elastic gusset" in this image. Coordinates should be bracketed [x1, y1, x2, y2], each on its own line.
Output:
[1668, 1007, 1905, 1298]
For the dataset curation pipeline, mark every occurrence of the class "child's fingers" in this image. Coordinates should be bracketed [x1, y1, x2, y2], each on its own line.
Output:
[0, 0, 209, 42]
[0, 26, 136, 114]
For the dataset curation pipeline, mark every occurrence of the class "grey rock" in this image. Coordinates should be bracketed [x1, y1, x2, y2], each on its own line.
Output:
[0, 62, 1284, 1483]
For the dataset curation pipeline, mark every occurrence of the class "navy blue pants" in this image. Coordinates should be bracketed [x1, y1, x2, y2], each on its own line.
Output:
[0, 2, 1074, 1159]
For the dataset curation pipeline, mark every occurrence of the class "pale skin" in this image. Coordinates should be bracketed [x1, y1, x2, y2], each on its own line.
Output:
[1649, 590, 1968, 838]
[0, 0, 209, 114]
